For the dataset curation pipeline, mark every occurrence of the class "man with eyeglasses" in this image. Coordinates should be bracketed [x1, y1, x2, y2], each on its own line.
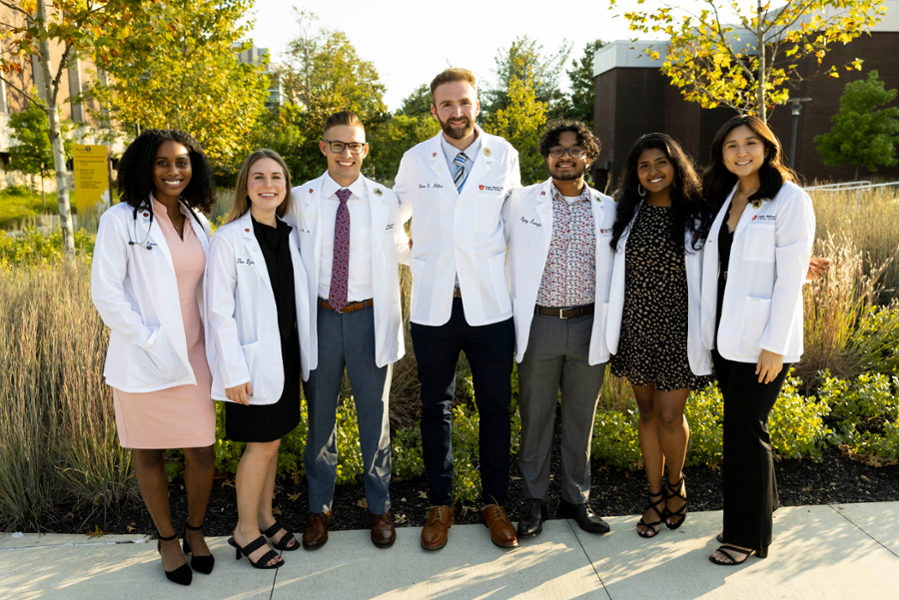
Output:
[394, 68, 521, 550]
[503, 120, 616, 538]
[287, 110, 408, 550]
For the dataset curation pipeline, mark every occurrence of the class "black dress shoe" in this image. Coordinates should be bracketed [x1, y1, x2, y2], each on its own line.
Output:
[517, 499, 548, 538]
[558, 499, 610, 534]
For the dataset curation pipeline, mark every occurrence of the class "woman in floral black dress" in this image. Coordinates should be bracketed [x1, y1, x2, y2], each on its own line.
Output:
[606, 133, 713, 538]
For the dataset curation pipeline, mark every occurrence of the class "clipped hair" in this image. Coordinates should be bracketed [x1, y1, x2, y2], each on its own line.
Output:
[117, 129, 216, 213]
[429, 68, 477, 99]
[323, 111, 364, 137]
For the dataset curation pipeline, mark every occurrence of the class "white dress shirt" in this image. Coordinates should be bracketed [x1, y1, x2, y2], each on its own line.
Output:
[318, 173, 373, 301]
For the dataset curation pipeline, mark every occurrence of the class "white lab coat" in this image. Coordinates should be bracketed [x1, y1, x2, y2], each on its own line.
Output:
[205, 210, 313, 404]
[606, 202, 712, 377]
[394, 126, 521, 327]
[286, 173, 407, 369]
[505, 179, 617, 365]
[91, 199, 211, 393]
[700, 181, 815, 364]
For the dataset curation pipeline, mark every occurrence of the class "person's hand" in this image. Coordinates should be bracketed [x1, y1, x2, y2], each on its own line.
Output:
[408, 238, 413, 249]
[806, 256, 831, 281]
[225, 381, 253, 405]
[755, 350, 784, 384]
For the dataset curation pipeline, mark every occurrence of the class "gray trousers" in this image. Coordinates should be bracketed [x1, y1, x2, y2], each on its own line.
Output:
[517, 312, 605, 504]
[303, 304, 392, 514]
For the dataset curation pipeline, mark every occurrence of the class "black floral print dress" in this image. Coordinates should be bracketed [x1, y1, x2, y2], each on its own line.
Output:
[610, 204, 712, 391]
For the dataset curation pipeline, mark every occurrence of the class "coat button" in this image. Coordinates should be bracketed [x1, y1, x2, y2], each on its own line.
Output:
[310, 214, 316, 219]
[436, 166, 442, 171]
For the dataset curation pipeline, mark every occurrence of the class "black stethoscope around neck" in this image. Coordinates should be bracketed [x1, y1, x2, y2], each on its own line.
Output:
[129, 197, 201, 250]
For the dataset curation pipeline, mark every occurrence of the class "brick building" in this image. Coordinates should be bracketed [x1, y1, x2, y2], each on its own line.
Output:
[592, 1, 899, 190]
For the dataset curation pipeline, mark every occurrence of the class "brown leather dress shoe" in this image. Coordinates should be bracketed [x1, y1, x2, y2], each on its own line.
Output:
[420, 505, 453, 550]
[302, 511, 331, 550]
[481, 504, 519, 548]
[368, 511, 396, 548]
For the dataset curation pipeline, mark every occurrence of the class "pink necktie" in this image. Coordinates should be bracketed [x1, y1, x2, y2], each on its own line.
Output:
[328, 188, 351, 311]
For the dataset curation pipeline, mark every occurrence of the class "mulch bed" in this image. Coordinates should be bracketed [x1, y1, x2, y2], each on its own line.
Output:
[28, 416, 899, 538]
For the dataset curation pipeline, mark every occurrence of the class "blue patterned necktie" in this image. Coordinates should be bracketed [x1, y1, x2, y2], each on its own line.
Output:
[453, 152, 469, 193]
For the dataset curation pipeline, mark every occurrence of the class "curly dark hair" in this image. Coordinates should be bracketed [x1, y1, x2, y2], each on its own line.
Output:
[538, 120, 601, 163]
[701, 114, 798, 211]
[117, 129, 216, 213]
[611, 133, 712, 252]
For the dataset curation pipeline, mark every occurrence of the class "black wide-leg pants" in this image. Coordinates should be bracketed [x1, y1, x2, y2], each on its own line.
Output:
[712, 349, 790, 552]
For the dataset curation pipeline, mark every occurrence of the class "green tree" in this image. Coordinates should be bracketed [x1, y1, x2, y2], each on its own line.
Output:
[8, 91, 73, 207]
[815, 70, 899, 180]
[397, 84, 433, 118]
[367, 114, 441, 185]
[483, 60, 548, 185]
[617, 0, 885, 122]
[85, 0, 270, 175]
[565, 40, 607, 128]
[485, 36, 571, 118]
[265, 10, 388, 184]
[0, 0, 158, 258]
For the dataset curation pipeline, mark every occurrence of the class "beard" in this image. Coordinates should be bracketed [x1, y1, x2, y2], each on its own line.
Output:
[549, 162, 585, 182]
[437, 114, 474, 140]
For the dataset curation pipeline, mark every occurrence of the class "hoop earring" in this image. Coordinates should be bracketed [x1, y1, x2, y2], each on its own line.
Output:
[637, 184, 647, 197]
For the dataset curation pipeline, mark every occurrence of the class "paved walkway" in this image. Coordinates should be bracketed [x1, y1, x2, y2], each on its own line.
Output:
[2, 502, 897, 600]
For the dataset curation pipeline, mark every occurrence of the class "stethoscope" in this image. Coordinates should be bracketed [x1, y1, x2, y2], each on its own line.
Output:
[129, 197, 202, 250]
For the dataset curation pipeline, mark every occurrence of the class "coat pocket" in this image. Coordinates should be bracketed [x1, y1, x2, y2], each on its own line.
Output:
[742, 223, 775, 262]
[129, 329, 175, 387]
[734, 296, 772, 358]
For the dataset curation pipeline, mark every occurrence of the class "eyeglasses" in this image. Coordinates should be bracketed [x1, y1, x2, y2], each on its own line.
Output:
[548, 146, 585, 159]
[322, 140, 367, 155]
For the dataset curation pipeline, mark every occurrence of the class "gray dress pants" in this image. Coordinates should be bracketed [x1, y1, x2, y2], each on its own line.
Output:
[518, 312, 605, 504]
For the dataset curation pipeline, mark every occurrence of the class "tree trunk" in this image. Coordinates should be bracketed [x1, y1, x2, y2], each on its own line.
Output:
[756, 0, 767, 124]
[37, 0, 75, 259]
[40, 172, 45, 208]
[854, 165, 859, 181]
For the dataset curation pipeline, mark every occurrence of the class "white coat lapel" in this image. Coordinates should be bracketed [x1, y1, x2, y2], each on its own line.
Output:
[535, 180, 554, 257]
[238, 210, 273, 291]
[364, 177, 390, 272]
[591, 190, 610, 273]
[143, 199, 173, 268]
[302, 175, 326, 286]
[427, 136, 457, 192]
[734, 198, 763, 237]
[462, 136, 495, 193]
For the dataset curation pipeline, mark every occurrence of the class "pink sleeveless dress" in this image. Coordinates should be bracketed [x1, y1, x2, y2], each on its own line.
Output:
[111, 197, 215, 448]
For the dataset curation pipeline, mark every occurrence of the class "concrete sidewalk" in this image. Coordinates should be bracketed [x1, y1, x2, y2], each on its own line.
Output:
[1, 502, 897, 600]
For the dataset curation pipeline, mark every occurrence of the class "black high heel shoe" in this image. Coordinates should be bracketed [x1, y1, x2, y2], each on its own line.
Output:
[182, 522, 215, 574]
[157, 531, 192, 586]
[665, 475, 688, 530]
[228, 535, 283, 569]
[637, 488, 665, 538]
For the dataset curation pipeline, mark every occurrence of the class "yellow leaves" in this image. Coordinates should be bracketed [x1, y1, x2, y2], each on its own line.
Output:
[87, 524, 104, 539]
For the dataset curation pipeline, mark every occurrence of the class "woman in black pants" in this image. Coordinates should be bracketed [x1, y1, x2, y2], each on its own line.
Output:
[699, 115, 816, 565]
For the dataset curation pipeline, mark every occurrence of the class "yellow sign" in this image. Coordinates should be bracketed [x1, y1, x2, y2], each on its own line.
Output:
[73, 144, 112, 216]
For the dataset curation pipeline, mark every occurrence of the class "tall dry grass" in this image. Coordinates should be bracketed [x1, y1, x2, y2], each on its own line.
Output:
[810, 186, 899, 299]
[0, 262, 135, 529]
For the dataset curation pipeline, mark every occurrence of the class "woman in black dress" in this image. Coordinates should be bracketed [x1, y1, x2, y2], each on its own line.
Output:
[607, 134, 713, 538]
[206, 149, 311, 569]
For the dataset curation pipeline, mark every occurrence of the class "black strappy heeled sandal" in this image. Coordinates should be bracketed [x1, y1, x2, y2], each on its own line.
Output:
[709, 544, 768, 566]
[228, 535, 283, 569]
[665, 475, 688, 530]
[157, 531, 192, 586]
[182, 522, 215, 574]
[261, 521, 300, 551]
[637, 488, 665, 538]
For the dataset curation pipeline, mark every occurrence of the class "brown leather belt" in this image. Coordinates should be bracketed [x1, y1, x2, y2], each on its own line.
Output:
[535, 303, 595, 319]
[319, 298, 374, 314]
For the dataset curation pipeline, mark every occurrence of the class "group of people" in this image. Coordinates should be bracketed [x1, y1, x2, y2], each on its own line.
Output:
[90, 67, 819, 586]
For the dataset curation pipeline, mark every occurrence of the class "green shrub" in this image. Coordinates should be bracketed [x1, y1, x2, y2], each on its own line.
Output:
[0, 227, 94, 266]
[683, 383, 724, 468]
[592, 403, 642, 470]
[769, 375, 831, 460]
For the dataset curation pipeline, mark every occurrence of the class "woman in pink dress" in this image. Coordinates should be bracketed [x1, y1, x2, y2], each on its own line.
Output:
[91, 130, 217, 586]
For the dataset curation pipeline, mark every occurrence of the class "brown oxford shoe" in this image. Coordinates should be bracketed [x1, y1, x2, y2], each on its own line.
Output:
[368, 511, 396, 548]
[420, 505, 453, 550]
[302, 511, 331, 550]
[481, 503, 519, 548]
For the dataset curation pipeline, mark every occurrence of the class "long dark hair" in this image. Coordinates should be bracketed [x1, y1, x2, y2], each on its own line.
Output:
[117, 129, 216, 213]
[701, 114, 797, 210]
[611, 133, 711, 251]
